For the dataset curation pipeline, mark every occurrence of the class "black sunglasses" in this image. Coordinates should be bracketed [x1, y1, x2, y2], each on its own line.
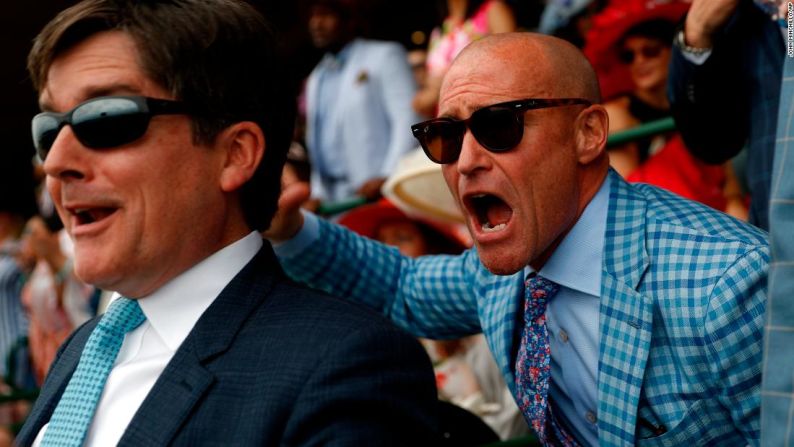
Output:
[32, 95, 193, 161]
[411, 98, 592, 164]
[618, 43, 664, 64]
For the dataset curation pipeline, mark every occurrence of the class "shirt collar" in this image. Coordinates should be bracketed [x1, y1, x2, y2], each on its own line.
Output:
[319, 39, 356, 69]
[527, 175, 610, 297]
[110, 231, 262, 351]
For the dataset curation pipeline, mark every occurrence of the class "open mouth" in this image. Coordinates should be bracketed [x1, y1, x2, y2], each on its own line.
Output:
[71, 207, 118, 226]
[466, 194, 513, 233]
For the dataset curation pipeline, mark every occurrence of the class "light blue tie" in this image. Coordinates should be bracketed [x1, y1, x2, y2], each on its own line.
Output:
[41, 297, 146, 447]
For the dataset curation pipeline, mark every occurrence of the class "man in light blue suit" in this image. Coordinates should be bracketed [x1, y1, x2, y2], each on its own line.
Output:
[269, 33, 769, 446]
[305, 0, 421, 202]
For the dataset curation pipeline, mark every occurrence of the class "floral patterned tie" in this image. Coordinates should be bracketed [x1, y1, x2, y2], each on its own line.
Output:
[41, 297, 146, 447]
[515, 274, 580, 446]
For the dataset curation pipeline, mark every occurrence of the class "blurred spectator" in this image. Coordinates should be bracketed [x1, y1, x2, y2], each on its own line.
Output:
[338, 199, 528, 440]
[412, 0, 516, 118]
[18, 214, 94, 385]
[305, 0, 420, 203]
[585, 0, 746, 216]
[0, 151, 37, 445]
[539, 0, 607, 48]
[668, 0, 784, 230]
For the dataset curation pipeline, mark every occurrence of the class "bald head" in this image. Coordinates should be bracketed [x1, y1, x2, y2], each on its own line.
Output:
[444, 33, 601, 104]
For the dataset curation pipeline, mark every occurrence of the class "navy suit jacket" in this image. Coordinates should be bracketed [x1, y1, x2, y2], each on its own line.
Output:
[668, 0, 784, 230]
[17, 245, 439, 446]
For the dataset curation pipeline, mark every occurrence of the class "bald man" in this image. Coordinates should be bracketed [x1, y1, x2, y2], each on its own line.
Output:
[268, 33, 768, 446]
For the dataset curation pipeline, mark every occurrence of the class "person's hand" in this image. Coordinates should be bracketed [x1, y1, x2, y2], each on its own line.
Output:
[684, 0, 740, 49]
[24, 216, 66, 273]
[355, 177, 386, 201]
[263, 180, 311, 242]
[412, 75, 442, 118]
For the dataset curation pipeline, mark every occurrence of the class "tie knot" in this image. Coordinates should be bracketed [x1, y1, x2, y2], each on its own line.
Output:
[524, 274, 560, 321]
[98, 297, 146, 334]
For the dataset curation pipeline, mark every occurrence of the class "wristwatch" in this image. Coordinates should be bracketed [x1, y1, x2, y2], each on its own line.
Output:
[674, 29, 711, 56]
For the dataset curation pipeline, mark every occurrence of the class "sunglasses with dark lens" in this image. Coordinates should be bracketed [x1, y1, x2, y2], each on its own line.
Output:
[411, 98, 592, 164]
[618, 44, 664, 64]
[32, 95, 193, 161]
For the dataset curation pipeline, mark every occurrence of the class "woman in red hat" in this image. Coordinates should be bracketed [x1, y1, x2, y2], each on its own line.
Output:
[584, 0, 747, 217]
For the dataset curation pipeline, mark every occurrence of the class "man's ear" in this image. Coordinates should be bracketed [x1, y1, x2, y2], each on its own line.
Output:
[574, 105, 609, 165]
[218, 121, 266, 193]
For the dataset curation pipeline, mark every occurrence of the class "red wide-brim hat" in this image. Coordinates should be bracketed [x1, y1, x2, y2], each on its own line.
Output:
[583, 0, 691, 100]
[338, 199, 472, 251]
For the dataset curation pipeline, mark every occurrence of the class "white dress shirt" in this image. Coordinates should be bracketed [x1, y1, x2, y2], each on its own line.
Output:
[34, 232, 262, 447]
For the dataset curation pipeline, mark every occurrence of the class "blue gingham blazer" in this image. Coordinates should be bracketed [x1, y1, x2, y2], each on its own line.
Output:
[760, 55, 794, 445]
[280, 172, 769, 446]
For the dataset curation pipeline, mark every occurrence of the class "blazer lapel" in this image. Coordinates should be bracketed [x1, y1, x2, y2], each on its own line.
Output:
[479, 268, 525, 397]
[118, 246, 279, 446]
[333, 39, 361, 129]
[597, 172, 654, 445]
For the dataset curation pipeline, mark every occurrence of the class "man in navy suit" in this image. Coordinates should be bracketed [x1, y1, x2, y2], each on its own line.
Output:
[16, 1, 438, 445]
[668, 0, 785, 230]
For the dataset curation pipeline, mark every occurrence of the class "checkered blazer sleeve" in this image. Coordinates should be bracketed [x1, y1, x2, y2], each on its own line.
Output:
[279, 218, 483, 338]
[704, 246, 768, 443]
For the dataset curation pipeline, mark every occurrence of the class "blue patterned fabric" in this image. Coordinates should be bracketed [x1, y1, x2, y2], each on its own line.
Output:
[760, 54, 794, 447]
[515, 275, 578, 446]
[279, 171, 769, 446]
[41, 298, 145, 447]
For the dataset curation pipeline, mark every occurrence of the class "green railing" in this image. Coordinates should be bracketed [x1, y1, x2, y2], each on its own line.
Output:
[606, 116, 675, 148]
[317, 195, 369, 217]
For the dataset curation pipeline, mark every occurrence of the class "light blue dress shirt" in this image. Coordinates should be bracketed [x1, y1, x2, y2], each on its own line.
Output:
[527, 175, 609, 446]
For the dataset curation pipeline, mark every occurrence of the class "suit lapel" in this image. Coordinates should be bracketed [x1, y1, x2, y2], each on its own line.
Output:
[333, 39, 361, 129]
[305, 67, 320, 159]
[118, 246, 279, 446]
[479, 270, 525, 396]
[597, 172, 654, 445]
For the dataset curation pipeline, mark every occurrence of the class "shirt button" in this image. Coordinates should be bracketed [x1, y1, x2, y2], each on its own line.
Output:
[558, 329, 569, 343]
[585, 411, 597, 425]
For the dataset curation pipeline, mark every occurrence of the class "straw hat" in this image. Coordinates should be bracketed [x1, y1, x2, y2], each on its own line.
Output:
[382, 148, 464, 224]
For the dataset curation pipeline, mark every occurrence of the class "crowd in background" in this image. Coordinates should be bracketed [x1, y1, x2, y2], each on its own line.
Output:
[0, 0, 786, 443]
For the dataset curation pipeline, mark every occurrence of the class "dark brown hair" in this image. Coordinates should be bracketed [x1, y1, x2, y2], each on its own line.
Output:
[28, 0, 296, 231]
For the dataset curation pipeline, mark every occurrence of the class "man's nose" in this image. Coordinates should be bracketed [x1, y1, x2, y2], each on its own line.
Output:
[42, 125, 87, 181]
[455, 129, 492, 176]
